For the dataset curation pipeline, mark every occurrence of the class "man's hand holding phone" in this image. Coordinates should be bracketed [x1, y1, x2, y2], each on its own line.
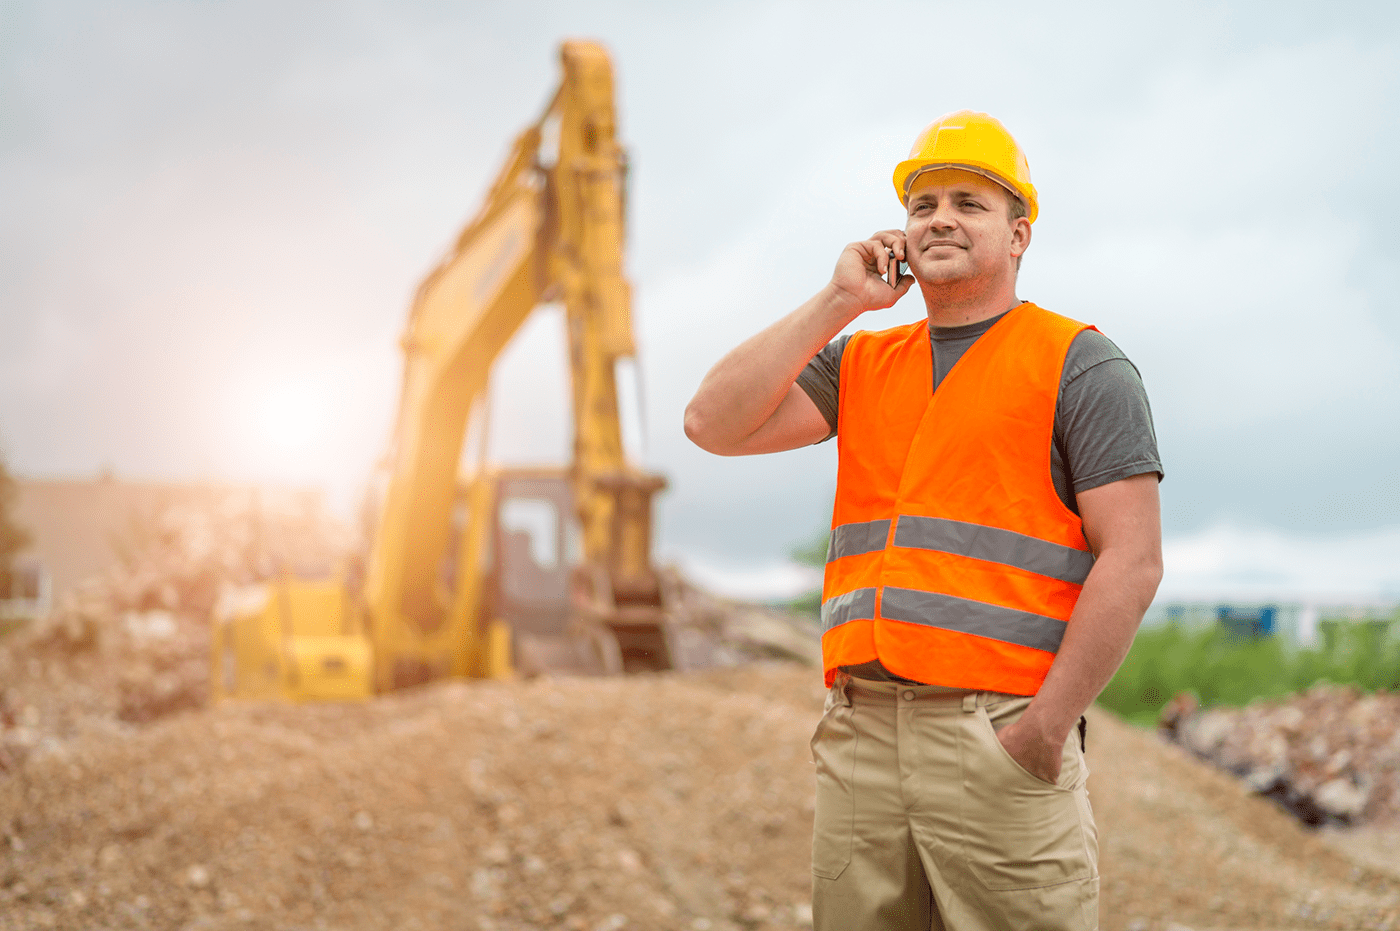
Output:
[828, 230, 913, 318]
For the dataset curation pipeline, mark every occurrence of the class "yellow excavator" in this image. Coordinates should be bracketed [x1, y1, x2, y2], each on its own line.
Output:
[211, 41, 674, 701]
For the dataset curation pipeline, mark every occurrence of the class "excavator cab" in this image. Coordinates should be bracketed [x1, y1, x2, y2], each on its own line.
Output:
[493, 473, 575, 633]
[486, 471, 581, 675]
[476, 468, 674, 678]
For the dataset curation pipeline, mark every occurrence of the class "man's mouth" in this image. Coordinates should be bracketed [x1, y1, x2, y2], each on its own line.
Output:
[923, 240, 965, 250]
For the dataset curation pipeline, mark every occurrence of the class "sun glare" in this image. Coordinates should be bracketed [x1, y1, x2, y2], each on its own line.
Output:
[242, 377, 334, 468]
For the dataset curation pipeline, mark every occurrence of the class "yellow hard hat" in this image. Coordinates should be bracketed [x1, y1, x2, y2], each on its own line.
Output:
[893, 110, 1038, 223]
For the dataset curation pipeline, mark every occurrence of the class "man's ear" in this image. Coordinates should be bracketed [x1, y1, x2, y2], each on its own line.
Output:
[1010, 216, 1032, 260]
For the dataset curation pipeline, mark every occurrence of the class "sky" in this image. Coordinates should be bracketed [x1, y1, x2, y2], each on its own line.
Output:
[3, 0, 1399, 603]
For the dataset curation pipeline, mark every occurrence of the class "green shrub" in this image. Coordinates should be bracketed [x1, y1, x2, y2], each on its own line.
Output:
[1098, 614, 1400, 725]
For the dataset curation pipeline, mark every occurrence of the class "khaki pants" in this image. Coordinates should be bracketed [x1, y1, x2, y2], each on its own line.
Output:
[810, 676, 1098, 931]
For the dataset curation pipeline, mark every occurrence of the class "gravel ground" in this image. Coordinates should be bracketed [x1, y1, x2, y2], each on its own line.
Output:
[1, 664, 1397, 931]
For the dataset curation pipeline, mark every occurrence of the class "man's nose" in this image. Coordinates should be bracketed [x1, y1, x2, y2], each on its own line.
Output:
[928, 206, 957, 229]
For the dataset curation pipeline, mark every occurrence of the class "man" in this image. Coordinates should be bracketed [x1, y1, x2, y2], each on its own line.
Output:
[684, 111, 1163, 930]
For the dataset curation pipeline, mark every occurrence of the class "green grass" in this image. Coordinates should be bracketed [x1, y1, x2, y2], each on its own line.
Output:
[1097, 616, 1400, 725]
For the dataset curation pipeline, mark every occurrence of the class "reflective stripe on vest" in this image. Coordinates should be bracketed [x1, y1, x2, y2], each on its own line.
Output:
[819, 587, 877, 631]
[879, 587, 1067, 653]
[891, 515, 1094, 584]
[826, 519, 891, 561]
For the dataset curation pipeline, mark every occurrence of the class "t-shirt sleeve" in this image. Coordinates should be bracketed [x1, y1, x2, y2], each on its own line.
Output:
[796, 334, 850, 444]
[1056, 330, 1164, 496]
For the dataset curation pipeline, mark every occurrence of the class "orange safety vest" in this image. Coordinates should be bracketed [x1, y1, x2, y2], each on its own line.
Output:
[821, 303, 1095, 695]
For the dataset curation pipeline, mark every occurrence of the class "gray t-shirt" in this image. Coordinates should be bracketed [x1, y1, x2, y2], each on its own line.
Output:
[796, 308, 1163, 515]
[797, 307, 1163, 686]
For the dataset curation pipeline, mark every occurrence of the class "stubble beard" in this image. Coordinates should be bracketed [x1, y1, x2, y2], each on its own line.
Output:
[911, 248, 978, 288]
[913, 250, 1013, 312]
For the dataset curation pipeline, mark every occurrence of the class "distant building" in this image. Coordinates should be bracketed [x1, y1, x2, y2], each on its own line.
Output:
[1144, 598, 1397, 646]
[7, 473, 328, 616]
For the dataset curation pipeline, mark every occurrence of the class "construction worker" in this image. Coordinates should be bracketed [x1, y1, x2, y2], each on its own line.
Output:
[684, 111, 1163, 930]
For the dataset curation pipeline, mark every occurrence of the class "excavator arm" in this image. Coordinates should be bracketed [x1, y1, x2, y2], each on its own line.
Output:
[361, 110, 549, 689]
[370, 40, 670, 688]
[212, 41, 672, 701]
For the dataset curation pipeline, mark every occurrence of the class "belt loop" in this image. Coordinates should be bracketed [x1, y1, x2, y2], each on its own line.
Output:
[961, 693, 977, 713]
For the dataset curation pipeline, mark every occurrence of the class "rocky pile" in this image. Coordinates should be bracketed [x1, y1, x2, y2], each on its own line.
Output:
[1160, 685, 1400, 828]
[0, 489, 354, 757]
[660, 571, 820, 670]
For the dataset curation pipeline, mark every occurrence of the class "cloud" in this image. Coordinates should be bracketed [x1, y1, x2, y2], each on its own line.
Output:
[1040, 220, 1398, 431]
[1159, 522, 1400, 602]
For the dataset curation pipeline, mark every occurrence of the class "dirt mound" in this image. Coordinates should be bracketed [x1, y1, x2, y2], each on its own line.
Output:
[0, 667, 827, 931]
[2, 491, 1396, 929]
[1, 665, 1397, 931]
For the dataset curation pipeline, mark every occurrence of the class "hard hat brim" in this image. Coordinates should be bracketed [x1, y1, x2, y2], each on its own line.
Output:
[894, 160, 1039, 224]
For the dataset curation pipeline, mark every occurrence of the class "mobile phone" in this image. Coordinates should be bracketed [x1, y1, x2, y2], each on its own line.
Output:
[887, 251, 905, 288]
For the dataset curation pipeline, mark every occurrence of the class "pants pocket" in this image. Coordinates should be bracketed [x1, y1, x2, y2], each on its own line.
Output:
[810, 697, 856, 881]
[978, 699, 1083, 792]
[960, 699, 1096, 891]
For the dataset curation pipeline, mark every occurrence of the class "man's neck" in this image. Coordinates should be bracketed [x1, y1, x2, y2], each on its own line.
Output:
[918, 275, 1020, 328]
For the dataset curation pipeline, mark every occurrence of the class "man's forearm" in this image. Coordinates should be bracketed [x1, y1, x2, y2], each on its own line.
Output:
[1019, 547, 1163, 743]
[683, 284, 858, 453]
